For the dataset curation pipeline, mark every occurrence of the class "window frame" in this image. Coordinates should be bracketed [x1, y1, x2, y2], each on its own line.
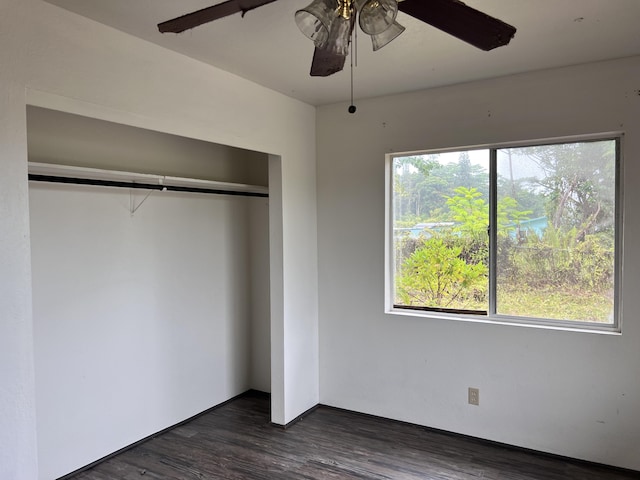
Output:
[384, 133, 624, 334]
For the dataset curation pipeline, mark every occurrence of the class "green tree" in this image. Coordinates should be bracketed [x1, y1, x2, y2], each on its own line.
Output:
[457, 151, 473, 188]
[393, 153, 490, 225]
[496, 175, 545, 218]
[446, 186, 488, 239]
[396, 239, 487, 308]
[512, 141, 615, 238]
[393, 155, 439, 221]
[445, 186, 532, 239]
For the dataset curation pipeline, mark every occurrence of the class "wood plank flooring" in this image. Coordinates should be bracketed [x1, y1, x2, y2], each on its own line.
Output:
[69, 391, 639, 480]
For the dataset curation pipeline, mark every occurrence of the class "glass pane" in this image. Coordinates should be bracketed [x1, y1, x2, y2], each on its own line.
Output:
[495, 140, 616, 323]
[392, 150, 490, 313]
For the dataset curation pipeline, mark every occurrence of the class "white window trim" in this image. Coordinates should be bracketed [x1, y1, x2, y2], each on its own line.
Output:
[384, 133, 624, 334]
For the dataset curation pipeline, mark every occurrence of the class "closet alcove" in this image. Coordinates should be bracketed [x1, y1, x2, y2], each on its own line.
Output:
[27, 106, 271, 479]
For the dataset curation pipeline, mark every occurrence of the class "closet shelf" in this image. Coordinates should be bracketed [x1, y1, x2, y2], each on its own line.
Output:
[28, 162, 269, 197]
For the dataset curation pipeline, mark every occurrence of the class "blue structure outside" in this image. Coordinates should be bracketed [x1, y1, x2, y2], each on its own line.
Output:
[394, 217, 548, 239]
[509, 216, 548, 237]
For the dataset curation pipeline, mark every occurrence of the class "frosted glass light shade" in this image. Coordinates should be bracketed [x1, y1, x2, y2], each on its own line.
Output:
[371, 20, 404, 50]
[295, 0, 338, 47]
[358, 0, 398, 35]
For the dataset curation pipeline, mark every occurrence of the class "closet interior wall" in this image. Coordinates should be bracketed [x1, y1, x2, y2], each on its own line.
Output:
[27, 106, 271, 480]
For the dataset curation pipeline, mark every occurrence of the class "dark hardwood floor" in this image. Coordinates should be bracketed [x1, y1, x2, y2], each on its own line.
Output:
[69, 391, 639, 480]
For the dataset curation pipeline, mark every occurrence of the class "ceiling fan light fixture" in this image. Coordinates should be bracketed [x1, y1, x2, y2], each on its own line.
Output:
[295, 0, 338, 46]
[358, 0, 398, 35]
[371, 19, 404, 50]
[159, 0, 517, 79]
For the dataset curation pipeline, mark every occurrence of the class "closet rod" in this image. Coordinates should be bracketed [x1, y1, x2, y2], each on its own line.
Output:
[28, 174, 269, 198]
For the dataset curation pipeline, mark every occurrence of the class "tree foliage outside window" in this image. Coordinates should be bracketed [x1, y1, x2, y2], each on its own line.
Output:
[391, 138, 619, 326]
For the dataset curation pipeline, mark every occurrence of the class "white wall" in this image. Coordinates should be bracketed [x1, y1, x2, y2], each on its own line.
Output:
[26, 106, 269, 186]
[30, 184, 258, 479]
[317, 56, 640, 471]
[0, 0, 318, 478]
[0, 61, 38, 480]
[250, 195, 272, 393]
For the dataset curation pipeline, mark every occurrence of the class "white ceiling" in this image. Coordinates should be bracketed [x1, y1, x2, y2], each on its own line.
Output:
[44, 0, 640, 106]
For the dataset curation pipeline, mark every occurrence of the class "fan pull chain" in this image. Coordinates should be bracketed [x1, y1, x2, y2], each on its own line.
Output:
[354, 22, 358, 67]
[348, 25, 357, 114]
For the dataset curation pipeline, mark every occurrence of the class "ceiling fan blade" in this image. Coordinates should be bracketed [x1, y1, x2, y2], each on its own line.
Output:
[158, 0, 280, 33]
[310, 48, 347, 77]
[398, 0, 516, 51]
[310, 15, 355, 77]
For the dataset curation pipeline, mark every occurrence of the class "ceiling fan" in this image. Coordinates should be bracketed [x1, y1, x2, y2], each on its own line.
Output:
[158, 0, 516, 77]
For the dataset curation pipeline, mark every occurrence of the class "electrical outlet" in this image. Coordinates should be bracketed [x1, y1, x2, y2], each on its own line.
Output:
[468, 387, 479, 406]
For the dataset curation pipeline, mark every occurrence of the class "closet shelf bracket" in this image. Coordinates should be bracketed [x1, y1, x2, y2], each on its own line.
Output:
[130, 178, 167, 216]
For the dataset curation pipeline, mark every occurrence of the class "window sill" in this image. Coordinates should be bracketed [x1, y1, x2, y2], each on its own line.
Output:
[385, 307, 622, 335]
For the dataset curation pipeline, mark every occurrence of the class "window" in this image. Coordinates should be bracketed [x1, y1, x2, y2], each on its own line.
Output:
[386, 136, 621, 330]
